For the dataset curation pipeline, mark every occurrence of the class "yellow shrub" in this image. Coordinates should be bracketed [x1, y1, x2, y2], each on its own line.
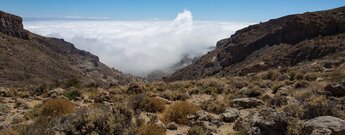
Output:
[129, 94, 166, 113]
[41, 98, 75, 117]
[304, 95, 334, 119]
[143, 97, 166, 112]
[162, 101, 198, 125]
[200, 100, 227, 114]
[136, 123, 166, 135]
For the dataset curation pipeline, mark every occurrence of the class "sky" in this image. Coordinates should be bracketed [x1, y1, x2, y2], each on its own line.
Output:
[2, 1, 345, 76]
[1, 0, 344, 22]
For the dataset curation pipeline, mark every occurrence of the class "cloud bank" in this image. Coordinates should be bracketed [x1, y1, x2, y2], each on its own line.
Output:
[24, 10, 252, 77]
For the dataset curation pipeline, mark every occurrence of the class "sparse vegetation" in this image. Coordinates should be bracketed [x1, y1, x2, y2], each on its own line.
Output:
[303, 95, 336, 119]
[3, 63, 345, 135]
[161, 91, 190, 101]
[243, 85, 263, 97]
[278, 104, 304, 118]
[261, 70, 281, 81]
[2, 7, 345, 135]
[41, 98, 75, 117]
[24, 104, 42, 119]
[136, 123, 166, 135]
[162, 101, 199, 125]
[63, 90, 81, 100]
[129, 94, 166, 113]
[271, 82, 285, 93]
[0, 129, 17, 135]
[200, 99, 227, 114]
[20, 117, 55, 135]
[286, 118, 304, 135]
[0, 104, 9, 114]
[64, 78, 81, 88]
[269, 95, 288, 108]
[187, 126, 206, 135]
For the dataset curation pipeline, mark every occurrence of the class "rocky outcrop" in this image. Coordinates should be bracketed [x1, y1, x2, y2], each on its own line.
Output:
[231, 98, 264, 109]
[234, 108, 288, 135]
[325, 83, 345, 97]
[0, 11, 28, 39]
[221, 108, 240, 123]
[302, 116, 345, 135]
[166, 6, 345, 81]
[166, 122, 178, 130]
[187, 110, 223, 133]
[0, 11, 136, 87]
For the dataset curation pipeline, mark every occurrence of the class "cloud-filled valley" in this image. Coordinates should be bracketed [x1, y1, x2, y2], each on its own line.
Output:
[24, 10, 252, 77]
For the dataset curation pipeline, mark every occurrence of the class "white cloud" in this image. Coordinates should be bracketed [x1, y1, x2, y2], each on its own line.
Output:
[24, 10, 252, 77]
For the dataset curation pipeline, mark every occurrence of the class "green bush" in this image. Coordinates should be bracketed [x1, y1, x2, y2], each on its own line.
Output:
[63, 90, 81, 100]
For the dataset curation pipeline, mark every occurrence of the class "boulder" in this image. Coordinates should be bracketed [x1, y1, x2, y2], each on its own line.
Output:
[166, 122, 178, 130]
[48, 88, 66, 98]
[53, 88, 66, 95]
[325, 83, 345, 97]
[234, 108, 287, 135]
[231, 98, 264, 109]
[155, 120, 166, 128]
[188, 110, 223, 129]
[221, 108, 240, 123]
[302, 116, 345, 135]
[195, 110, 215, 121]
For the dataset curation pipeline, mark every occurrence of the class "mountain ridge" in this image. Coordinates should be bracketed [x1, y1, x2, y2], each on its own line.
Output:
[0, 10, 136, 87]
[166, 6, 345, 81]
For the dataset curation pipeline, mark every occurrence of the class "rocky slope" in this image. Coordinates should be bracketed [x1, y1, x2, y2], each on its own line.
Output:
[1, 57, 345, 134]
[1, 7, 345, 135]
[0, 11, 135, 87]
[166, 6, 345, 81]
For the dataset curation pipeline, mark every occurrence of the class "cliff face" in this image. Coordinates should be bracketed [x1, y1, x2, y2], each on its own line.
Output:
[0, 11, 135, 87]
[0, 11, 28, 39]
[166, 6, 345, 81]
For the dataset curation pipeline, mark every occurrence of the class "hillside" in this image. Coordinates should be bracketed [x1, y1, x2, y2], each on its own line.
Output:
[0, 11, 135, 87]
[166, 6, 345, 81]
[1, 7, 345, 135]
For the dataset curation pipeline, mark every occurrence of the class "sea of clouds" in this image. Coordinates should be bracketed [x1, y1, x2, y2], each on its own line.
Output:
[24, 10, 252, 77]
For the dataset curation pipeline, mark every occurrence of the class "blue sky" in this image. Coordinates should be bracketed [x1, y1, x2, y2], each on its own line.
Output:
[1, 0, 344, 21]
